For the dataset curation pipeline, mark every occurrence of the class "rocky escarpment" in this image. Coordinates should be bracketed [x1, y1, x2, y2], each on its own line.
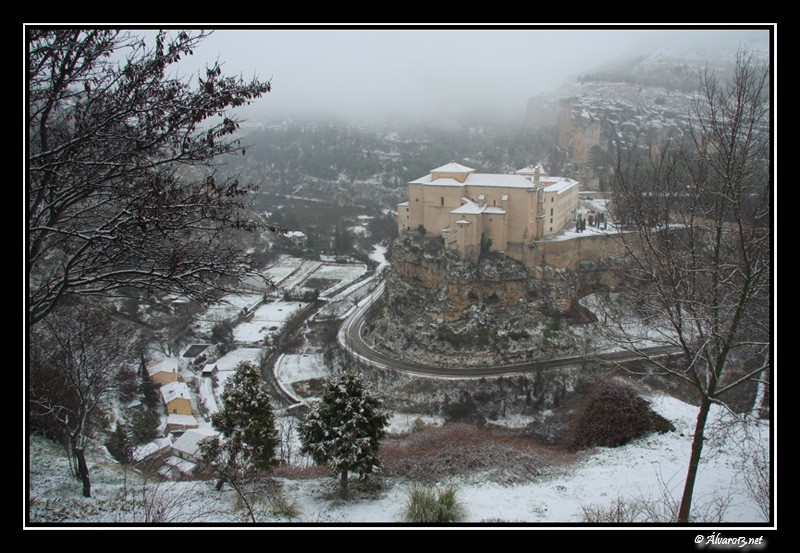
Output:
[528, 37, 770, 187]
[361, 234, 604, 368]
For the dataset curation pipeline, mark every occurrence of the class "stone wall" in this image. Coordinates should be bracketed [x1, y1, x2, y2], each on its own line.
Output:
[526, 233, 628, 272]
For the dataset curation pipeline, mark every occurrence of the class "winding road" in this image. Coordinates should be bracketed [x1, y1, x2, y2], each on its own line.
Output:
[337, 280, 679, 378]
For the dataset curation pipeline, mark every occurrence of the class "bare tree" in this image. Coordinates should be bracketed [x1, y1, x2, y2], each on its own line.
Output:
[29, 300, 136, 497]
[599, 52, 771, 522]
[27, 29, 278, 325]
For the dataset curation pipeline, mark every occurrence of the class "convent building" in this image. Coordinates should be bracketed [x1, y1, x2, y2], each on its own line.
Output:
[397, 162, 579, 264]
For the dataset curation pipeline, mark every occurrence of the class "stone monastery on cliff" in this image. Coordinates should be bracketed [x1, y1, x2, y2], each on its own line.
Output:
[398, 162, 579, 264]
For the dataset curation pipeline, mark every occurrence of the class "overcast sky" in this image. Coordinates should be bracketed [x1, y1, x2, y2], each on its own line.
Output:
[152, 25, 771, 122]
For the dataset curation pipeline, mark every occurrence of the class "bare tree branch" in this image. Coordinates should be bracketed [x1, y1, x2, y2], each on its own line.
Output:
[27, 29, 279, 324]
[597, 51, 771, 522]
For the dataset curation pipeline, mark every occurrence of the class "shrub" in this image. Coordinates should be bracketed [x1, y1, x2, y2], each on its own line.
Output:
[581, 497, 644, 523]
[564, 378, 674, 450]
[403, 484, 466, 523]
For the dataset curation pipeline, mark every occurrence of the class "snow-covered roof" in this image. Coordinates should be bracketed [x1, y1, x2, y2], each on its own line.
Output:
[411, 172, 536, 189]
[201, 363, 217, 375]
[514, 163, 548, 177]
[456, 218, 471, 225]
[160, 455, 198, 477]
[466, 173, 536, 188]
[172, 427, 219, 457]
[542, 177, 579, 194]
[132, 437, 171, 462]
[397, 201, 409, 207]
[431, 162, 475, 173]
[167, 413, 199, 428]
[286, 230, 306, 239]
[409, 175, 463, 186]
[450, 198, 507, 216]
[160, 381, 191, 404]
[451, 200, 483, 215]
[147, 357, 179, 377]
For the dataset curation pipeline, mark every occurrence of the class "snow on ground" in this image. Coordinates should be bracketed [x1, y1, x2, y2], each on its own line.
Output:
[28, 390, 770, 525]
[232, 301, 309, 344]
[280, 260, 323, 290]
[576, 293, 680, 352]
[197, 374, 219, 415]
[544, 197, 617, 242]
[212, 348, 264, 390]
[315, 246, 384, 318]
[195, 293, 264, 334]
[385, 413, 445, 436]
[275, 352, 328, 385]
[274, 394, 767, 524]
[264, 255, 305, 286]
[304, 263, 367, 284]
[369, 243, 388, 267]
[288, 394, 768, 523]
[274, 352, 328, 402]
[348, 225, 370, 236]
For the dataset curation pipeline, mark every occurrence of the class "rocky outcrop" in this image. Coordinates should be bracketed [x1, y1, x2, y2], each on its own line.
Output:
[388, 235, 537, 320]
[553, 84, 691, 165]
[362, 234, 617, 367]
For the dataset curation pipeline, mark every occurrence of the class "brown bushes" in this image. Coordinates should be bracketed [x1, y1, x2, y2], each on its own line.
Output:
[380, 422, 577, 483]
[564, 378, 674, 451]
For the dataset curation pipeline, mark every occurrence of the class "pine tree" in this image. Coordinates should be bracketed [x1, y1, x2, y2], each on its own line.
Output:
[299, 369, 389, 499]
[106, 423, 133, 465]
[200, 361, 278, 521]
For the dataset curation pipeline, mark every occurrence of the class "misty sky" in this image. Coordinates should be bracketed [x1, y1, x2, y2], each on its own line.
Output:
[153, 25, 770, 122]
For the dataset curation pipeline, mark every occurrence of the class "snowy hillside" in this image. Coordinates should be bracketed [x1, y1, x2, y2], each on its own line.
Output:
[27, 390, 770, 526]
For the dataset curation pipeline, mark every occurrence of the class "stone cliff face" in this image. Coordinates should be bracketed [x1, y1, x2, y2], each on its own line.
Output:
[388, 237, 538, 321]
[361, 234, 619, 367]
[553, 83, 691, 164]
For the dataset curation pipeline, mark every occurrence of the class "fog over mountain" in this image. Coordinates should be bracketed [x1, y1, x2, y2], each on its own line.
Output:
[161, 26, 771, 123]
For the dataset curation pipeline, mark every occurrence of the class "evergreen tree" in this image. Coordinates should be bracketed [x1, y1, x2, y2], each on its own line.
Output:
[140, 371, 160, 411]
[130, 409, 161, 446]
[299, 369, 389, 499]
[200, 361, 278, 520]
[106, 423, 134, 465]
[106, 422, 135, 500]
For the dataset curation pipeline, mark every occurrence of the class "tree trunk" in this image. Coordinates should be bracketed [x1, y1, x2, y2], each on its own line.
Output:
[75, 446, 92, 498]
[339, 469, 349, 499]
[677, 396, 712, 522]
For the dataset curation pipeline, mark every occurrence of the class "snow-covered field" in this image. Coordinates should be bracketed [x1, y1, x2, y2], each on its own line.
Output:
[210, 348, 264, 390]
[302, 263, 367, 287]
[280, 261, 323, 290]
[232, 301, 310, 344]
[273, 352, 328, 402]
[264, 255, 306, 286]
[27, 390, 771, 526]
[195, 294, 264, 333]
